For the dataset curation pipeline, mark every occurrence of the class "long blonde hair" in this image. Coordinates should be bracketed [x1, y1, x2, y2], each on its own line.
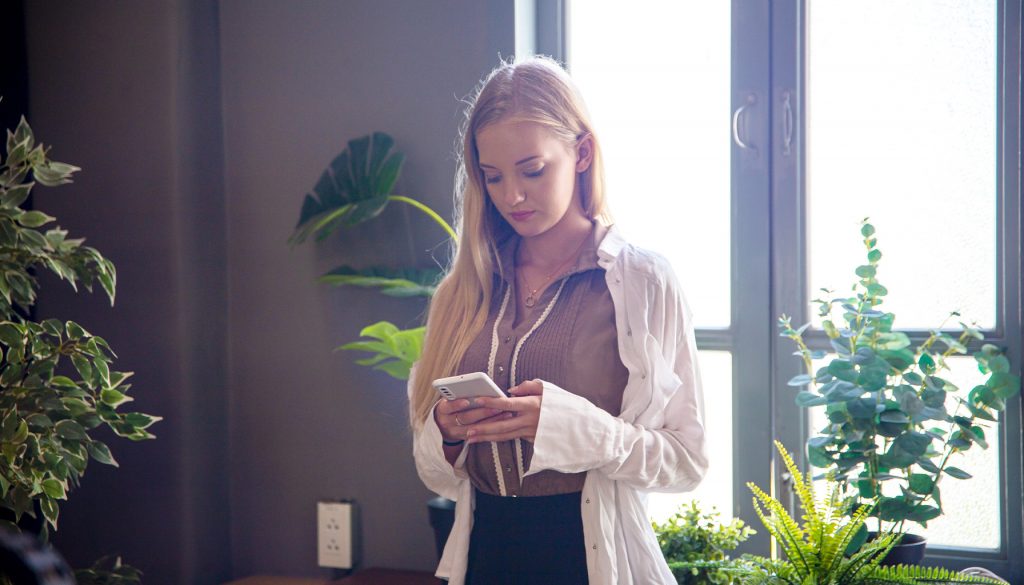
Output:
[410, 55, 612, 430]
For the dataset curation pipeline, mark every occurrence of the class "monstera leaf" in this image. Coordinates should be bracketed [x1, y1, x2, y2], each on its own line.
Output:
[319, 266, 441, 298]
[290, 132, 405, 244]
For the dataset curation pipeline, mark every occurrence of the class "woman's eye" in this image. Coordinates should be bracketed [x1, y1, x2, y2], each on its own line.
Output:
[484, 175, 501, 185]
[524, 168, 545, 178]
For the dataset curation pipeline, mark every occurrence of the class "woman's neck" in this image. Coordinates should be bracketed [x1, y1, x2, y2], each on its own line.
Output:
[517, 211, 594, 272]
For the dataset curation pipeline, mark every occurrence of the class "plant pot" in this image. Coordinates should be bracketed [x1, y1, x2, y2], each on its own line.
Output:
[427, 497, 455, 561]
[869, 532, 927, 566]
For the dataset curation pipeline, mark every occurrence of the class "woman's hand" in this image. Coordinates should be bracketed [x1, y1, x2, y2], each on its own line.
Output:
[434, 398, 505, 443]
[464, 379, 544, 443]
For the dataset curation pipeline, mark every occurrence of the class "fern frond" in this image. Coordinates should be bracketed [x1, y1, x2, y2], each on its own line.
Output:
[822, 503, 875, 576]
[776, 440, 822, 536]
[863, 563, 1008, 584]
[835, 530, 898, 584]
[748, 482, 815, 577]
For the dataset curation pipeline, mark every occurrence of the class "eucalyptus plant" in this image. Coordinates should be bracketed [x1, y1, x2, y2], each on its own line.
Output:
[778, 219, 1021, 533]
[291, 132, 455, 380]
[0, 115, 158, 583]
[675, 442, 1005, 585]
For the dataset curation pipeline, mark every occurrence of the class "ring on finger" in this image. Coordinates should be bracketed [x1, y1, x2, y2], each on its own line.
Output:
[455, 415, 464, 426]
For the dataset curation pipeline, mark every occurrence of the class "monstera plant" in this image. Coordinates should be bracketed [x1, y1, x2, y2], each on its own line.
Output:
[778, 219, 1021, 551]
[291, 132, 454, 380]
[0, 115, 158, 584]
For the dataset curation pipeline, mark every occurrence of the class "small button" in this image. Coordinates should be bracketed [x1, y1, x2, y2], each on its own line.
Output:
[497, 365, 505, 373]
[592, 544, 598, 550]
[615, 277, 621, 284]
[505, 466, 512, 472]
[504, 335, 513, 343]
[626, 328, 632, 336]
[585, 498, 590, 504]
[641, 373, 646, 380]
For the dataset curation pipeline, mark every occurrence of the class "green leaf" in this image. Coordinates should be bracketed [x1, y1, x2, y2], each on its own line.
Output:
[918, 353, 935, 375]
[1, 183, 32, 208]
[861, 222, 875, 237]
[879, 410, 910, 424]
[100, 388, 132, 407]
[71, 354, 93, 386]
[87, 441, 118, 466]
[908, 473, 933, 495]
[854, 265, 876, 279]
[65, 320, 88, 339]
[123, 412, 161, 430]
[795, 391, 826, 407]
[54, 419, 88, 441]
[39, 495, 59, 530]
[41, 478, 66, 499]
[374, 152, 404, 195]
[906, 504, 941, 523]
[319, 265, 440, 297]
[944, 466, 972, 479]
[787, 374, 813, 387]
[16, 210, 54, 228]
[867, 249, 882, 263]
[987, 371, 1021, 400]
[0, 322, 23, 346]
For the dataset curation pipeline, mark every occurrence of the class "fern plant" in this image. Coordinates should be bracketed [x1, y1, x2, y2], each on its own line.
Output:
[673, 441, 1005, 585]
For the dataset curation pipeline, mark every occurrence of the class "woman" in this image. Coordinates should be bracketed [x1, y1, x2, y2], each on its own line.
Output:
[409, 56, 708, 585]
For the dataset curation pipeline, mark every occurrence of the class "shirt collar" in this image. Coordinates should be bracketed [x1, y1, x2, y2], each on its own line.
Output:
[494, 221, 609, 284]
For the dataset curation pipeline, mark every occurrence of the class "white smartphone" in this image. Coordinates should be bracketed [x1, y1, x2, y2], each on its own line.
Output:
[432, 372, 506, 403]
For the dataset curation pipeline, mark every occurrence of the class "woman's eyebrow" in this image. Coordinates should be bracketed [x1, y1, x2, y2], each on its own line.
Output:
[479, 155, 542, 169]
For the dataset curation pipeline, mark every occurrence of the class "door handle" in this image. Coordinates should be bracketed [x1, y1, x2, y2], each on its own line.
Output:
[732, 93, 758, 153]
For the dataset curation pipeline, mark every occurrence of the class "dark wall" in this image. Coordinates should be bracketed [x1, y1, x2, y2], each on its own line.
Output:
[219, 0, 512, 575]
[25, 1, 230, 583]
[22, 0, 514, 582]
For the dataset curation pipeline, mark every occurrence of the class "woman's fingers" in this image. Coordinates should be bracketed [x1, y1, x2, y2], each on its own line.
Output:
[509, 379, 544, 396]
[466, 412, 538, 443]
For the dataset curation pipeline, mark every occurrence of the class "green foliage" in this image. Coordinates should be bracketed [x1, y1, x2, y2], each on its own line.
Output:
[672, 442, 1004, 585]
[338, 321, 424, 381]
[291, 133, 455, 380]
[0, 116, 157, 577]
[653, 500, 754, 584]
[778, 219, 1021, 532]
[319, 265, 441, 298]
[74, 555, 142, 585]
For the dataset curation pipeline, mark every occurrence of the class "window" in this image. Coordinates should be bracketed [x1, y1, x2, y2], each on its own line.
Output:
[534, 0, 1023, 577]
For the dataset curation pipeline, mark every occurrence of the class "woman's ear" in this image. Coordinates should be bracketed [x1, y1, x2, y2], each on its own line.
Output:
[575, 133, 594, 173]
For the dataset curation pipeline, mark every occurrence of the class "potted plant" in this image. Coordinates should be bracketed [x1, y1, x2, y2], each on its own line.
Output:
[290, 132, 455, 380]
[652, 500, 754, 584]
[291, 132, 457, 556]
[0, 115, 159, 584]
[778, 218, 1021, 563]
[676, 441, 1006, 585]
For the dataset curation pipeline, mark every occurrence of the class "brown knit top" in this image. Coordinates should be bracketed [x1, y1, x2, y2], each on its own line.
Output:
[457, 222, 629, 497]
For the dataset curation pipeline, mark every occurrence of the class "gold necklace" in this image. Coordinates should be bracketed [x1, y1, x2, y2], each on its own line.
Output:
[517, 232, 590, 308]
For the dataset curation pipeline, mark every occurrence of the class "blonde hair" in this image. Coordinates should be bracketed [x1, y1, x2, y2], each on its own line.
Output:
[410, 55, 611, 430]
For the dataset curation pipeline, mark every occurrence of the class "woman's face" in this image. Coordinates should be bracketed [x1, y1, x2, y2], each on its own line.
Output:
[475, 119, 591, 239]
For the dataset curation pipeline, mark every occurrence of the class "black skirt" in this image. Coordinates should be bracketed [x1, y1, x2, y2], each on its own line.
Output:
[465, 489, 589, 585]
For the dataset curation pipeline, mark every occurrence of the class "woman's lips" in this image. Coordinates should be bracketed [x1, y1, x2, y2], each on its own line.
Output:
[510, 210, 535, 222]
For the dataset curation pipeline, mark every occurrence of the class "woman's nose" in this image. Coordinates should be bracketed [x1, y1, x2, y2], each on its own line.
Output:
[503, 181, 526, 207]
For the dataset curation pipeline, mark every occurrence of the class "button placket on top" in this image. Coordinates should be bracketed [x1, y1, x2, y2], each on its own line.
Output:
[489, 271, 568, 497]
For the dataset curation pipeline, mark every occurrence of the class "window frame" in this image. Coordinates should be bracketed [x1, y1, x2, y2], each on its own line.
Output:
[538, 0, 1023, 576]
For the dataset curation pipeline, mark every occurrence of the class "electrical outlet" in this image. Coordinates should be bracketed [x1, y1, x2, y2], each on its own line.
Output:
[317, 500, 356, 569]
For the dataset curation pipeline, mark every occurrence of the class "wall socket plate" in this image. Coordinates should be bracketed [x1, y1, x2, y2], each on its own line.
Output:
[317, 500, 357, 569]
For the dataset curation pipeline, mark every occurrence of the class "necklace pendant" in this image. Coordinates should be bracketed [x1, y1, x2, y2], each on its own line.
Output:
[524, 293, 536, 308]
